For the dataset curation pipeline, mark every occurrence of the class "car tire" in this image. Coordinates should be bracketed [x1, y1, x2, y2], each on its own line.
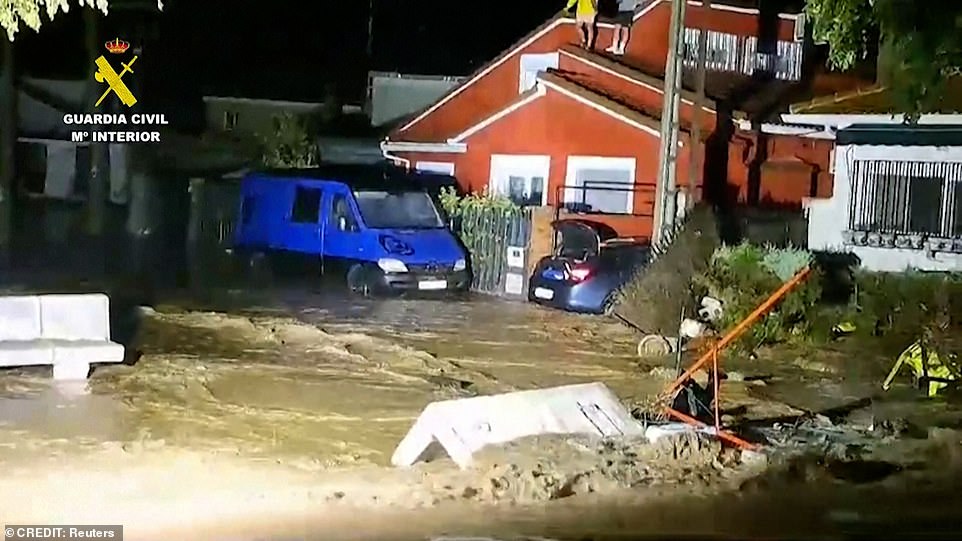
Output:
[346, 264, 376, 296]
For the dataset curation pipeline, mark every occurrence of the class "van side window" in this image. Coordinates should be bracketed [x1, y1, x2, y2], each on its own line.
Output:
[291, 186, 322, 223]
[331, 193, 358, 232]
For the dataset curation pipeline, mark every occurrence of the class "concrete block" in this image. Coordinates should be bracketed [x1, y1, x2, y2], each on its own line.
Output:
[52, 361, 91, 381]
[0, 293, 123, 379]
[0, 296, 42, 341]
[392, 382, 645, 469]
[38, 293, 111, 341]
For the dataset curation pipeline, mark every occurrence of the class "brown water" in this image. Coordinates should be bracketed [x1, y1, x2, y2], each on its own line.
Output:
[1, 279, 962, 539]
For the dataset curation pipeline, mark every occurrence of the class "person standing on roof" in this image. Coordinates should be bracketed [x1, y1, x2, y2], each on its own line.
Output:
[565, 0, 599, 50]
[605, 0, 638, 55]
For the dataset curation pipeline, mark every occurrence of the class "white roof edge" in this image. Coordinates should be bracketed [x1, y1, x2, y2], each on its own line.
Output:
[686, 0, 800, 20]
[380, 141, 467, 153]
[735, 118, 835, 139]
[538, 77, 666, 140]
[450, 85, 547, 142]
[781, 113, 962, 128]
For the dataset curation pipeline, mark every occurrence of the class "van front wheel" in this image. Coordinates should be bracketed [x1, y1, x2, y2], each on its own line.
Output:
[346, 264, 377, 296]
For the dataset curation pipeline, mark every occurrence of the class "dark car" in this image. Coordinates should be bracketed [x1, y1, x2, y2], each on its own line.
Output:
[527, 219, 650, 315]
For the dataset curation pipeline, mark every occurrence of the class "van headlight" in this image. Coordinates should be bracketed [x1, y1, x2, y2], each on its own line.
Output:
[377, 258, 408, 273]
[453, 258, 466, 271]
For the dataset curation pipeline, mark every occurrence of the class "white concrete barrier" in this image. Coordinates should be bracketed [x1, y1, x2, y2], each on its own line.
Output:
[392, 382, 645, 469]
[0, 293, 125, 380]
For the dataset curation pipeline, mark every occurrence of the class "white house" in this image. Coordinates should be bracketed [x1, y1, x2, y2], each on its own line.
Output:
[745, 84, 962, 272]
[18, 77, 131, 204]
[805, 124, 962, 271]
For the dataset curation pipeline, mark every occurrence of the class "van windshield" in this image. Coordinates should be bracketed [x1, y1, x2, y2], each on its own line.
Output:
[353, 190, 445, 229]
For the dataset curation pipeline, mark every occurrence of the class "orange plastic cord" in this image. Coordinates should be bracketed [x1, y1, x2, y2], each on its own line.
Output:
[664, 407, 757, 450]
[660, 265, 813, 451]
[664, 266, 812, 397]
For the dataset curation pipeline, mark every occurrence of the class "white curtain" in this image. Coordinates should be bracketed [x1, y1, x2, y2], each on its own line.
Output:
[43, 141, 76, 199]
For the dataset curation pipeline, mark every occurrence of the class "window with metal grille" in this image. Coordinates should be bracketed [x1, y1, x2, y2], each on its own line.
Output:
[849, 160, 962, 239]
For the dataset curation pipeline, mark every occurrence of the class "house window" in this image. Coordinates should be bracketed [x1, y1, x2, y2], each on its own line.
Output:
[489, 154, 550, 207]
[563, 157, 636, 215]
[223, 111, 238, 131]
[849, 160, 962, 239]
[291, 185, 322, 223]
[519, 52, 559, 93]
[415, 161, 455, 176]
[506, 175, 545, 206]
[682, 28, 740, 72]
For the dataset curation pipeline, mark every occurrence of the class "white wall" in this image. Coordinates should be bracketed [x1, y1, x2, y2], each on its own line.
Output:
[807, 144, 962, 271]
[203, 97, 324, 137]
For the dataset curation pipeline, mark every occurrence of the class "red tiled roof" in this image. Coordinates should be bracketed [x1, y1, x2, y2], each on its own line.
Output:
[540, 69, 702, 137]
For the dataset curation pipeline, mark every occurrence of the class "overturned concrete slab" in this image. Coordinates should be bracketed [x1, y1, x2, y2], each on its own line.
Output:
[392, 382, 645, 469]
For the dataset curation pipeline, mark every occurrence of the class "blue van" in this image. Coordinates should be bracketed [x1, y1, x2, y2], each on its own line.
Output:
[234, 165, 470, 294]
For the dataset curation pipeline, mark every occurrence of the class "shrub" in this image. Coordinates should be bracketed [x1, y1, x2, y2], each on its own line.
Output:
[438, 188, 521, 278]
[845, 271, 962, 342]
[259, 113, 319, 168]
[692, 242, 821, 352]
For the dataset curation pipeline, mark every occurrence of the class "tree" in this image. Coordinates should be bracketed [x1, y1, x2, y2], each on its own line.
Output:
[259, 113, 320, 168]
[805, 0, 962, 119]
[1, 0, 163, 40]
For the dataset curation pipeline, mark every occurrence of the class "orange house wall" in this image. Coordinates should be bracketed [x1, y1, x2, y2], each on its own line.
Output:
[398, 24, 575, 142]
[397, 90, 693, 239]
[724, 131, 835, 207]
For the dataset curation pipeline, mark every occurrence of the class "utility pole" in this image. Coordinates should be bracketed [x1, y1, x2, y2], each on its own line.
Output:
[687, 0, 711, 211]
[84, 7, 107, 238]
[366, 0, 374, 61]
[652, 0, 687, 244]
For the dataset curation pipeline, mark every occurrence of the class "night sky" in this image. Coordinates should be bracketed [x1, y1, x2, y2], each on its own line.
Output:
[16, 0, 565, 106]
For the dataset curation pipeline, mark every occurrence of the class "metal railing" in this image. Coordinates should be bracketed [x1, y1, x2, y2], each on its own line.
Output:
[849, 159, 962, 239]
[681, 29, 803, 81]
[553, 183, 656, 220]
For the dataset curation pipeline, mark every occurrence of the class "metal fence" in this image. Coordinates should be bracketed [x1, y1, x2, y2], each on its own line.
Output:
[454, 206, 532, 298]
[682, 30, 803, 81]
[849, 159, 962, 239]
[188, 178, 241, 249]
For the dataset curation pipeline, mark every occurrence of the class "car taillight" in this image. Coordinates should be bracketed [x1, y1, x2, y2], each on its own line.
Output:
[569, 266, 591, 282]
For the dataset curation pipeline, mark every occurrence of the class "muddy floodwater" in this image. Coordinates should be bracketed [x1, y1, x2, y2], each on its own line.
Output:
[1, 279, 962, 540]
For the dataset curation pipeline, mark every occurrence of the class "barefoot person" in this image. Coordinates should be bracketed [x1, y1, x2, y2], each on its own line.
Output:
[565, 0, 599, 50]
[605, 0, 637, 55]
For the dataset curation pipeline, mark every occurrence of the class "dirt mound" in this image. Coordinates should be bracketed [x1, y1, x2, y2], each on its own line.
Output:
[396, 433, 741, 506]
[614, 206, 720, 336]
